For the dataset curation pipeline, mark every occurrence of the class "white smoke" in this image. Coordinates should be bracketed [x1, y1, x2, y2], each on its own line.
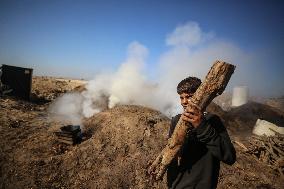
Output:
[108, 41, 149, 108]
[48, 41, 178, 125]
[166, 21, 214, 47]
[49, 21, 257, 124]
[48, 93, 84, 125]
[157, 21, 253, 114]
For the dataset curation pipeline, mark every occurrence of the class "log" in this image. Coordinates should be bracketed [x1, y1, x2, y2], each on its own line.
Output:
[234, 140, 248, 151]
[148, 60, 235, 180]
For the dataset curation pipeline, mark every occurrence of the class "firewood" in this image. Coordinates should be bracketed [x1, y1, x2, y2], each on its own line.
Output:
[246, 134, 284, 175]
[234, 140, 248, 151]
[148, 60, 235, 180]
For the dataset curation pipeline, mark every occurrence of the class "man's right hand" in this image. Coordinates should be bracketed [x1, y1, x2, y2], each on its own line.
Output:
[181, 102, 203, 128]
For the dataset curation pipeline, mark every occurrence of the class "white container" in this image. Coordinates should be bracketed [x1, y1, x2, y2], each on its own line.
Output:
[253, 119, 284, 136]
[232, 86, 249, 107]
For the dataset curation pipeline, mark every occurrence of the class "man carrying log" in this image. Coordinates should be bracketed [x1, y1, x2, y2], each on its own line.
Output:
[166, 76, 236, 189]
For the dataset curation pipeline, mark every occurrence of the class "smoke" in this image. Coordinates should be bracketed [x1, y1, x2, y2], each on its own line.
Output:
[48, 41, 179, 125]
[48, 93, 84, 125]
[166, 21, 214, 47]
[108, 41, 149, 108]
[49, 21, 266, 124]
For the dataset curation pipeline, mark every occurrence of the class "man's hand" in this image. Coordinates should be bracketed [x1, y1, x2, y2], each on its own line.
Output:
[181, 101, 204, 128]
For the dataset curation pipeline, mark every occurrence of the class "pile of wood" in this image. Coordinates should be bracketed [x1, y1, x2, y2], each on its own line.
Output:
[236, 129, 284, 176]
[54, 125, 82, 145]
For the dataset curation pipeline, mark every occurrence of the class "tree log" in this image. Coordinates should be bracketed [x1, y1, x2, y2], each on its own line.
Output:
[148, 60, 236, 180]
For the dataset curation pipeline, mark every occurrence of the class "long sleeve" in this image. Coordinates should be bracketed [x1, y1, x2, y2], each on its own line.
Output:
[168, 114, 181, 138]
[194, 114, 236, 165]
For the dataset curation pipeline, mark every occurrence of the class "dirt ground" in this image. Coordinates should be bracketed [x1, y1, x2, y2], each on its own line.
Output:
[0, 77, 283, 189]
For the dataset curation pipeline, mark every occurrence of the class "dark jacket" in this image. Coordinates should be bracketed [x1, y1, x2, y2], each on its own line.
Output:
[167, 113, 236, 189]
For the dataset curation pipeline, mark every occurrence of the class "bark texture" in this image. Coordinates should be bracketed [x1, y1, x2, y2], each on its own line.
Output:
[148, 60, 236, 180]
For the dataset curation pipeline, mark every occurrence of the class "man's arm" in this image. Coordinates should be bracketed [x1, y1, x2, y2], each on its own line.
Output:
[194, 114, 236, 165]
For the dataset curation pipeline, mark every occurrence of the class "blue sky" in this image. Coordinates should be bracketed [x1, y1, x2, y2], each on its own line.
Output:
[0, 0, 283, 97]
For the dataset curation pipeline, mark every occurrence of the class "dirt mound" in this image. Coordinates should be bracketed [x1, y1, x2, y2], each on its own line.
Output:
[265, 97, 284, 115]
[31, 76, 86, 103]
[207, 102, 226, 118]
[78, 105, 170, 188]
[224, 101, 284, 137]
[1, 79, 284, 189]
[213, 91, 233, 111]
[0, 102, 170, 188]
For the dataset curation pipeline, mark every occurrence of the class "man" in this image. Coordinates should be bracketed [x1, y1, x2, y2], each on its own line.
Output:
[167, 77, 236, 189]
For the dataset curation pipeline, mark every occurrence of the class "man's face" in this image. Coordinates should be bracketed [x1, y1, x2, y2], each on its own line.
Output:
[179, 92, 194, 110]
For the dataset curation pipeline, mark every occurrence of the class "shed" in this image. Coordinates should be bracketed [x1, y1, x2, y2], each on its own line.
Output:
[1, 64, 33, 100]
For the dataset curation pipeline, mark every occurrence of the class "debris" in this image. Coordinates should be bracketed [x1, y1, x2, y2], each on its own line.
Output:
[234, 140, 248, 151]
[245, 131, 284, 176]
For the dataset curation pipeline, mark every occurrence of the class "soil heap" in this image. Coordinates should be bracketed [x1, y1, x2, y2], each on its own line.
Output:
[0, 76, 283, 189]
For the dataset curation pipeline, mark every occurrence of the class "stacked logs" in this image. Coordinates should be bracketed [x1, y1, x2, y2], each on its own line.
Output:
[236, 129, 284, 176]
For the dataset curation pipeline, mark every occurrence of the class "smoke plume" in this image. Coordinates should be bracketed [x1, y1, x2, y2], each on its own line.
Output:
[48, 93, 84, 125]
[49, 21, 264, 124]
[48, 41, 179, 126]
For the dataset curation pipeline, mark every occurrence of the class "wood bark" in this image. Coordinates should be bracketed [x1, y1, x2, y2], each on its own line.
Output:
[148, 60, 236, 180]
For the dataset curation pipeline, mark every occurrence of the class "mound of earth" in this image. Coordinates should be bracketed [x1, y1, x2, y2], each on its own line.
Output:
[213, 91, 233, 111]
[80, 105, 170, 188]
[1, 76, 283, 188]
[224, 101, 284, 137]
[265, 97, 284, 115]
[31, 76, 86, 103]
[0, 102, 170, 188]
[207, 102, 226, 118]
